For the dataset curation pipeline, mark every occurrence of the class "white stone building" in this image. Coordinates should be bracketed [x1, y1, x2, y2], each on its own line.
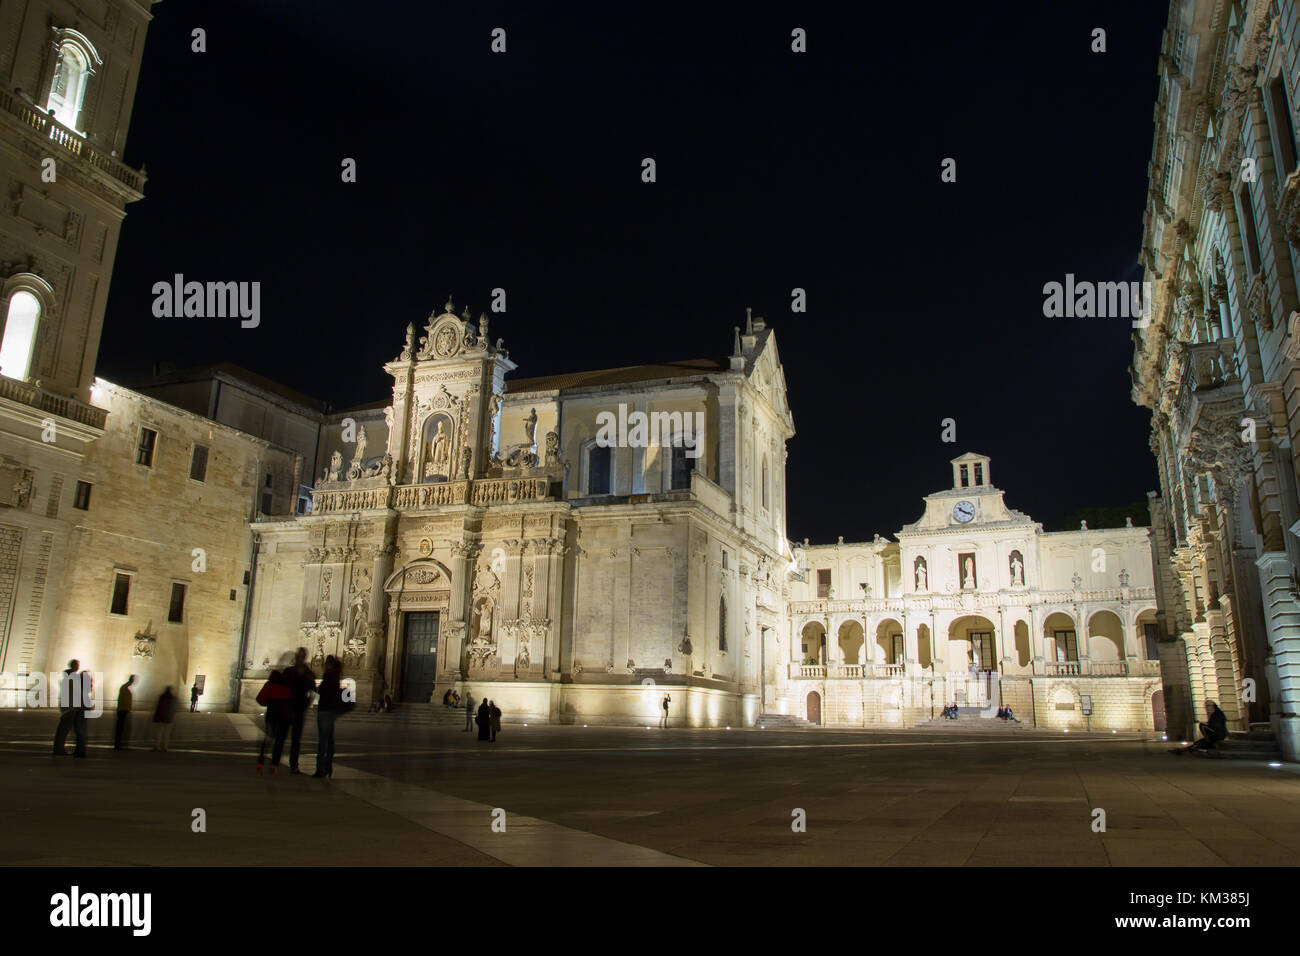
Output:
[240, 305, 795, 727]
[782, 454, 1163, 730]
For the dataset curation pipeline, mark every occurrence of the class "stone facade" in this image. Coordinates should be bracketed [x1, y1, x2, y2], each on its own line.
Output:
[43, 381, 298, 708]
[782, 454, 1163, 730]
[1134, 0, 1300, 759]
[240, 305, 795, 727]
[0, 0, 156, 677]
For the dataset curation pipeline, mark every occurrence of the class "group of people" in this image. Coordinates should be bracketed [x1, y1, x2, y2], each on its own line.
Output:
[441, 688, 461, 708]
[941, 703, 960, 720]
[255, 647, 352, 777]
[52, 661, 181, 756]
[462, 694, 502, 741]
[995, 705, 1020, 722]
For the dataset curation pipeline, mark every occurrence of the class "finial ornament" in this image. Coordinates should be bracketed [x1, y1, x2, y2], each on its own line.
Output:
[445, 296, 455, 313]
[733, 326, 741, 356]
[746, 307, 753, 335]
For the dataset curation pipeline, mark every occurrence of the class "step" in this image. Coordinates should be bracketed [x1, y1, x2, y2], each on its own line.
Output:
[756, 714, 817, 729]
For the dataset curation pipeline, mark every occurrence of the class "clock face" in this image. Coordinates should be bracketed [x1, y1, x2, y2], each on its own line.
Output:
[952, 500, 975, 524]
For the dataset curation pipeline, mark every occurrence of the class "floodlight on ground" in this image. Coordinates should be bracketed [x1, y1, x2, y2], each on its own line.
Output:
[1269, 762, 1283, 768]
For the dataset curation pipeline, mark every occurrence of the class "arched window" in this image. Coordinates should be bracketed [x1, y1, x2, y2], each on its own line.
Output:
[587, 444, 612, 495]
[718, 596, 727, 652]
[45, 32, 100, 133]
[761, 456, 770, 510]
[0, 290, 42, 381]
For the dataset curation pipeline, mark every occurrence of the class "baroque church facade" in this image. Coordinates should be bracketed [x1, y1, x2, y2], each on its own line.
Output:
[240, 306, 795, 727]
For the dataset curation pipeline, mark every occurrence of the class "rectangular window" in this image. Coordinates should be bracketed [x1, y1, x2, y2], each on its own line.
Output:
[1269, 76, 1298, 178]
[970, 631, 995, 670]
[189, 444, 209, 482]
[73, 480, 91, 510]
[889, 634, 904, 665]
[1239, 185, 1262, 275]
[973, 463, 983, 486]
[110, 572, 131, 615]
[167, 582, 186, 623]
[959, 464, 969, 487]
[816, 568, 832, 598]
[136, 427, 157, 467]
[264, 472, 273, 489]
[260, 492, 273, 515]
[587, 445, 612, 495]
[722, 550, 729, 570]
[1054, 630, 1079, 662]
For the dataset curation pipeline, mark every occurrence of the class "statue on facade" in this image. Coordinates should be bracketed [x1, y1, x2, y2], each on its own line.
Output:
[352, 425, 367, 465]
[544, 431, 560, 466]
[523, 408, 538, 445]
[962, 557, 975, 589]
[1009, 552, 1024, 586]
[915, 559, 927, 591]
[461, 445, 472, 479]
[326, 450, 343, 482]
[430, 421, 451, 473]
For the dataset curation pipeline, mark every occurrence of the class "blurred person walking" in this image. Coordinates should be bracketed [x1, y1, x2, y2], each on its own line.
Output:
[475, 699, 491, 741]
[255, 662, 293, 775]
[463, 690, 475, 732]
[285, 646, 317, 775]
[151, 686, 178, 752]
[489, 700, 501, 743]
[52, 659, 91, 758]
[114, 675, 136, 750]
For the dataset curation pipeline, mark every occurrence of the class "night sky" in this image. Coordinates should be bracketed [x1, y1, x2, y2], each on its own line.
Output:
[100, 0, 1169, 544]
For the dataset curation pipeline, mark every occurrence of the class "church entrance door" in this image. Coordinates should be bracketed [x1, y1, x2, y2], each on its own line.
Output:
[400, 611, 439, 703]
[806, 690, 821, 725]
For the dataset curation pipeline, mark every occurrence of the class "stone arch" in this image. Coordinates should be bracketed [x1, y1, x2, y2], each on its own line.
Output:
[875, 617, 904, 665]
[382, 557, 454, 593]
[917, 623, 932, 668]
[837, 619, 864, 665]
[1087, 609, 1125, 661]
[948, 614, 997, 671]
[800, 620, 826, 665]
[1013, 619, 1031, 668]
[1043, 611, 1079, 664]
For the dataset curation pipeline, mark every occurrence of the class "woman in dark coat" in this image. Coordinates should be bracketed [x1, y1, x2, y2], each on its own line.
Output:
[475, 699, 491, 741]
[256, 667, 293, 775]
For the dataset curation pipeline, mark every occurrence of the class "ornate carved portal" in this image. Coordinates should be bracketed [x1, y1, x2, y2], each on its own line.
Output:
[383, 560, 452, 693]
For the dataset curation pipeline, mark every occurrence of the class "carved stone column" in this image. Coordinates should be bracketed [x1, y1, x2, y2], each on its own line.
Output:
[446, 541, 478, 677]
[366, 542, 397, 687]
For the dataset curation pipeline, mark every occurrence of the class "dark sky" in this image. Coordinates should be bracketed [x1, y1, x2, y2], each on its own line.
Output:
[101, 0, 1168, 544]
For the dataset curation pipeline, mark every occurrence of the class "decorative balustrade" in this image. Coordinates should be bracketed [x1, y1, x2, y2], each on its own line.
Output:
[1044, 661, 1082, 676]
[0, 375, 107, 429]
[312, 486, 392, 514]
[469, 476, 550, 505]
[393, 481, 467, 509]
[788, 585, 1156, 619]
[313, 475, 554, 514]
[0, 88, 144, 192]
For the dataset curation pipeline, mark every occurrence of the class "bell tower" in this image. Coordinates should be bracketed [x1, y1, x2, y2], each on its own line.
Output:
[950, 452, 992, 491]
[383, 298, 515, 488]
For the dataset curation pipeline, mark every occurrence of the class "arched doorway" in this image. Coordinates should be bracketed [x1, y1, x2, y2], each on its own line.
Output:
[876, 618, 904, 665]
[1151, 689, 1166, 732]
[806, 690, 822, 725]
[383, 560, 453, 701]
[948, 615, 998, 672]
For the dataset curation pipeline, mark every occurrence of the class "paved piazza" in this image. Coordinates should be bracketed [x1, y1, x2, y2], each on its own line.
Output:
[1, 712, 1297, 867]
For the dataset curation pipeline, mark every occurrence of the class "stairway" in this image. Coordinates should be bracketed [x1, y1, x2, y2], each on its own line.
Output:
[756, 713, 818, 729]
[1199, 722, 1284, 761]
[349, 703, 468, 728]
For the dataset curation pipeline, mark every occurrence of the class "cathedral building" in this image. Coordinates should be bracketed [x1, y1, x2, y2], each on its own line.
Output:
[239, 306, 795, 727]
[782, 455, 1162, 730]
[1134, 0, 1300, 759]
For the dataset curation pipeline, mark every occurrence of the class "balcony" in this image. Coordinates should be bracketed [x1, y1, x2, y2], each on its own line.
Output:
[0, 375, 106, 430]
[0, 88, 144, 195]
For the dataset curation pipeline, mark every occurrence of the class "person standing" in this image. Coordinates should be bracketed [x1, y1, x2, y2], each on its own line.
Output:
[475, 699, 491, 741]
[489, 700, 501, 743]
[114, 675, 136, 750]
[189, 683, 201, 712]
[152, 686, 177, 752]
[660, 694, 671, 729]
[463, 691, 475, 732]
[313, 656, 351, 778]
[285, 646, 317, 775]
[52, 659, 90, 758]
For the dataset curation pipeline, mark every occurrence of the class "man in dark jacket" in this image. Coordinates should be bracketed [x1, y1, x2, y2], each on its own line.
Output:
[313, 656, 349, 778]
[285, 647, 317, 774]
[1171, 699, 1229, 754]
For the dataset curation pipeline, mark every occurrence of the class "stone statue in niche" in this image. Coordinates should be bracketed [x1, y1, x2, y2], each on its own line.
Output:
[544, 431, 560, 466]
[477, 600, 493, 640]
[461, 445, 472, 479]
[914, 557, 927, 591]
[12, 470, 32, 509]
[523, 408, 538, 445]
[326, 451, 343, 483]
[515, 639, 530, 675]
[352, 426, 367, 466]
[962, 557, 975, 589]
[1009, 551, 1024, 586]
[430, 420, 451, 474]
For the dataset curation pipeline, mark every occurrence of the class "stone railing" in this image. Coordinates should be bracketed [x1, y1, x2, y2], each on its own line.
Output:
[1044, 661, 1081, 676]
[789, 586, 1156, 619]
[0, 375, 107, 429]
[469, 476, 550, 506]
[393, 481, 467, 509]
[0, 88, 144, 193]
[312, 485, 392, 514]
